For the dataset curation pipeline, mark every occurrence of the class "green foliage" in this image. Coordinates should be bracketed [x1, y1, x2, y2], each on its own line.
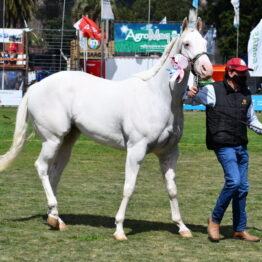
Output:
[116, 0, 192, 22]
[5, 0, 36, 28]
[200, 0, 262, 60]
[71, 0, 102, 22]
[36, 0, 74, 29]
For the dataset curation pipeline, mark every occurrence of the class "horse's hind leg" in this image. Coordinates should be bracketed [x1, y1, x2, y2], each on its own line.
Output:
[34, 135, 63, 229]
[48, 126, 80, 196]
[47, 127, 80, 229]
[157, 146, 192, 237]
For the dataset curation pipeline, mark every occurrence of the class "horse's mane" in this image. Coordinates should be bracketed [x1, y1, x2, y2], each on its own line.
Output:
[133, 36, 179, 81]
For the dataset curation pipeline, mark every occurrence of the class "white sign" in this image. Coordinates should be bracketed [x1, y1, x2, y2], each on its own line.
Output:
[0, 28, 23, 43]
[0, 90, 22, 106]
[248, 19, 262, 76]
[231, 0, 239, 28]
[101, 0, 114, 21]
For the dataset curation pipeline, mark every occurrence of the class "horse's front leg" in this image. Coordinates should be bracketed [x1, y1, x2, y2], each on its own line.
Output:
[114, 141, 147, 240]
[157, 146, 192, 237]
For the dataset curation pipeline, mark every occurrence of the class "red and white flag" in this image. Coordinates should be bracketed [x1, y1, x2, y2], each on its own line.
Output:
[74, 16, 102, 40]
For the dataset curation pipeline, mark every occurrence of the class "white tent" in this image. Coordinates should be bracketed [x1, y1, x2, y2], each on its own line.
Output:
[248, 19, 262, 76]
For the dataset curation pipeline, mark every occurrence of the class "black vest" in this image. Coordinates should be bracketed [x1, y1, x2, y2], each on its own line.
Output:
[206, 80, 251, 150]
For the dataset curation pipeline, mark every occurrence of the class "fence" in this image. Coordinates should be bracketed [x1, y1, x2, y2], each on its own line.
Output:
[29, 28, 76, 76]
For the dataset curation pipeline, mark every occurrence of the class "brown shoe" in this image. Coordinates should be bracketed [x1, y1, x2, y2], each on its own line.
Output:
[207, 216, 220, 242]
[233, 231, 260, 242]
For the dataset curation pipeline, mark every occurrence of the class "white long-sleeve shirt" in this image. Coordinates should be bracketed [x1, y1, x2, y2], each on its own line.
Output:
[183, 84, 262, 134]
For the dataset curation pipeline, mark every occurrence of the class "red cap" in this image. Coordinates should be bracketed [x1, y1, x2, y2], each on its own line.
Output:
[225, 58, 253, 71]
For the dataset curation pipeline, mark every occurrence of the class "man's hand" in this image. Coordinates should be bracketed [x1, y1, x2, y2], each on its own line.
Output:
[187, 86, 199, 98]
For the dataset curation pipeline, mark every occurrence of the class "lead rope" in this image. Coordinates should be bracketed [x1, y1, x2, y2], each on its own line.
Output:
[194, 75, 199, 87]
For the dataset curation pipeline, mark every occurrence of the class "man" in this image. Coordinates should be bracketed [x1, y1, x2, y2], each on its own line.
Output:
[185, 57, 262, 242]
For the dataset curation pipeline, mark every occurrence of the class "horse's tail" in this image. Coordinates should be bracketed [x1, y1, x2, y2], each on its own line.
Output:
[0, 91, 30, 172]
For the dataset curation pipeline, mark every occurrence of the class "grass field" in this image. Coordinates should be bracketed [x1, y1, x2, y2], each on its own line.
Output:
[0, 108, 261, 262]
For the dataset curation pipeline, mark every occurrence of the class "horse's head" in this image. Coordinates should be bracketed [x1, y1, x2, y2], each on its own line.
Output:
[179, 17, 213, 80]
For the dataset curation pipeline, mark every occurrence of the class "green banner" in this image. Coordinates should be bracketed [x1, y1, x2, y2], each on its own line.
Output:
[114, 23, 181, 53]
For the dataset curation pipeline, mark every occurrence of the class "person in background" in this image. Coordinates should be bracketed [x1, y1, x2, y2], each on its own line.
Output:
[9, 43, 18, 64]
[1, 50, 9, 64]
[184, 58, 262, 242]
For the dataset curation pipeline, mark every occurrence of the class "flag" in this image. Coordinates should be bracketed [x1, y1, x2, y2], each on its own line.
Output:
[248, 19, 262, 76]
[101, 0, 114, 21]
[231, 0, 239, 28]
[77, 16, 102, 40]
[204, 27, 217, 55]
[159, 17, 167, 24]
[192, 0, 198, 8]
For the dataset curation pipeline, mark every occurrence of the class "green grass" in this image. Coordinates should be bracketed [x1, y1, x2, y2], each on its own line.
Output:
[0, 108, 261, 262]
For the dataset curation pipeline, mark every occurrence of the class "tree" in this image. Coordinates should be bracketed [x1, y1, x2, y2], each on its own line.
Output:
[36, 0, 75, 29]
[72, 0, 117, 23]
[4, 0, 36, 28]
[116, 0, 192, 22]
[200, 0, 262, 61]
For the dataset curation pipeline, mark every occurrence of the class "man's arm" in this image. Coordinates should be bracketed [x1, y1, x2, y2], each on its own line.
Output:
[183, 84, 216, 107]
[247, 103, 262, 134]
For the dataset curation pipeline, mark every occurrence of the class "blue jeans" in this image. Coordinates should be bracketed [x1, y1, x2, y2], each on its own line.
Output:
[212, 145, 249, 232]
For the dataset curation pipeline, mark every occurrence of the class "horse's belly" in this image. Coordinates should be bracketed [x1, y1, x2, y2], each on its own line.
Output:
[75, 117, 126, 150]
[81, 130, 126, 150]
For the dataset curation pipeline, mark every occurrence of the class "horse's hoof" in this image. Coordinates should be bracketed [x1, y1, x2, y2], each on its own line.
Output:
[58, 221, 68, 231]
[179, 230, 193, 237]
[113, 232, 128, 240]
[47, 215, 59, 229]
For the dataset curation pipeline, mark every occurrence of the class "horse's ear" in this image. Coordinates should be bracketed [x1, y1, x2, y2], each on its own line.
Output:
[197, 17, 202, 32]
[182, 17, 188, 32]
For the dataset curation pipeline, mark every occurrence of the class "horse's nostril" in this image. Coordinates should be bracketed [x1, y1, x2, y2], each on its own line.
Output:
[202, 65, 207, 72]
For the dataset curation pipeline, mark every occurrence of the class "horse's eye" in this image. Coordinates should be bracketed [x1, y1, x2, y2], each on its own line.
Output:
[184, 42, 190, 48]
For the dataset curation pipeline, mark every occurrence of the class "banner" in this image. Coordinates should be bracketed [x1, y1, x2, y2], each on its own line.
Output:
[0, 90, 23, 106]
[101, 0, 114, 21]
[184, 96, 262, 111]
[231, 0, 239, 28]
[252, 95, 262, 111]
[114, 23, 181, 53]
[0, 29, 23, 43]
[204, 27, 217, 55]
[0, 69, 24, 105]
[248, 19, 262, 76]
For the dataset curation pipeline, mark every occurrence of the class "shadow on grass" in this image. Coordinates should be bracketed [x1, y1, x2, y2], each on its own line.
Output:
[9, 213, 261, 239]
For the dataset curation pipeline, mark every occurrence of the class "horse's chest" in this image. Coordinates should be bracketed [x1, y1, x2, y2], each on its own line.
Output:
[161, 122, 182, 142]
[147, 122, 183, 153]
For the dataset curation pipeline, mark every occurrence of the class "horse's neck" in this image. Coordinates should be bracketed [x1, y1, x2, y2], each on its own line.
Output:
[172, 69, 190, 104]
[148, 42, 187, 100]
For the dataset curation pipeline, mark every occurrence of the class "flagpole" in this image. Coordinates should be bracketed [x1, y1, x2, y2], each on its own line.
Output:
[1, 0, 5, 90]
[236, 25, 239, 57]
[105, 20, 109, 59]
[59, 0, 66, 71]
[101, 22, 105, 78]
[100, 0, 104, 78]
[148, 0, 151, 25]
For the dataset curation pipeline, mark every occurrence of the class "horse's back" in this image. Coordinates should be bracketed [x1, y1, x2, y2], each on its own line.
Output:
[26, 71, 140, 147]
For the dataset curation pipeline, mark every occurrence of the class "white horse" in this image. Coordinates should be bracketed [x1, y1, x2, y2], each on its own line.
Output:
[0, 17, 213, 240]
